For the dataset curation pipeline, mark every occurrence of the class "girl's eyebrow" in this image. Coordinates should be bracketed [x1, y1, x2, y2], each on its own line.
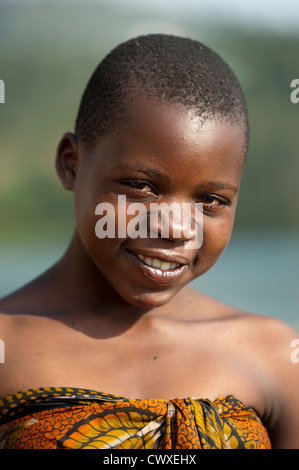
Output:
[111, 162, 238, 193]
[195, 181, 239, 193]
[111, 162, 169, 180]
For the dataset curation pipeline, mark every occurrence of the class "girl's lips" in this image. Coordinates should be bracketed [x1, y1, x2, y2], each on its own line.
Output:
[126, 249, 189, 285]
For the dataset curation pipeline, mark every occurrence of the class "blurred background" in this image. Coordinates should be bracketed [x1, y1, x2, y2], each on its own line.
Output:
[0, 0, 298, 329]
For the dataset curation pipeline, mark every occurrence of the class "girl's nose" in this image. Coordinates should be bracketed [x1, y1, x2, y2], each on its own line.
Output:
[148, 201, 202, 243]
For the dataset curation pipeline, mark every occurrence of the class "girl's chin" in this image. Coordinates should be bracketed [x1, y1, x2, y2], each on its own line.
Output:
[118, 286, 180, 309]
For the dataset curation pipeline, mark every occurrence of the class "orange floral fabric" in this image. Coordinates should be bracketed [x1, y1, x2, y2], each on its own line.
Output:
[0, 387, 271, 449]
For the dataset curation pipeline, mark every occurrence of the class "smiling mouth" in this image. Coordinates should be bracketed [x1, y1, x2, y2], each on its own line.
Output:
[136, 254, 181, 270]
[126, 249, 190, 286]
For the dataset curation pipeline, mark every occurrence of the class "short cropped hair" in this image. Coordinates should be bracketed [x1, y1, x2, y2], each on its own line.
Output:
[75, 34, 249, 155]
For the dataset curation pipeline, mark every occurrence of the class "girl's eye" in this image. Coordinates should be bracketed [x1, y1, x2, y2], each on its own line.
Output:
[199, 195, 228, 210]
[122, 180, 156, 195]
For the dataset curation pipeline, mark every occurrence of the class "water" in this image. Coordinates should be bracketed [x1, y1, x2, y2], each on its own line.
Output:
[0, 231, 298, 330]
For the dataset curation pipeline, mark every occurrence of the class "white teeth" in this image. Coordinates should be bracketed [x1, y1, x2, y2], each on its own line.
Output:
[152, 258, 162, 268]
[161, 261, 171, 270]
[137, 254, 181, 270]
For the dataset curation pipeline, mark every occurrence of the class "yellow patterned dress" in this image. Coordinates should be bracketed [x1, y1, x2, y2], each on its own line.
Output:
[0, 388, 271, 449]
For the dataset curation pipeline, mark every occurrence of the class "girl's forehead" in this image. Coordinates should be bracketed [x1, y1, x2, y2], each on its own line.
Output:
[91, 97, 245, 157]
[85, 110, 245, 191]
[91, 104, 246, 170]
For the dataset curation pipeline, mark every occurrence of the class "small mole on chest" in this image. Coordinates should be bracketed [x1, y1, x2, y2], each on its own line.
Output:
[153, 356, 158, 360]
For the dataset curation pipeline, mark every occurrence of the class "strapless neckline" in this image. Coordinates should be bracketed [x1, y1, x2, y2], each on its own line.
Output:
[0, 385, 254, 410]
[0, 386, 271, 449]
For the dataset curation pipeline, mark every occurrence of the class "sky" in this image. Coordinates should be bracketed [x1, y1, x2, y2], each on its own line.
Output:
[110, 0, 299, 33]
[1, 0, 299, 33]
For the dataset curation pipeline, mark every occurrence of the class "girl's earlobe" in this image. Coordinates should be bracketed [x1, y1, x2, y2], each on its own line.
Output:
[55, 132, 79, 191]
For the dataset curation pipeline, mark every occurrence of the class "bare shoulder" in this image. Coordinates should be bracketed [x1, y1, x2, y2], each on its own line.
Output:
[0, 283, 55, 344]
[0, 309, 42, 344]
[235, 312, 299, 371]
[184, 285, 297, 336]
[250, 315, 299, 449]
[183, 286, 299, 383]
[190, 286, 299, 448]
[185, 287, 299, 448]
[233, 313, 299, 448]
[175, 286, 298, 366]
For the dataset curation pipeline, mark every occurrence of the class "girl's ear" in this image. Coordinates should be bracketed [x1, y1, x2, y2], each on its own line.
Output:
[55, 132, 79, 191]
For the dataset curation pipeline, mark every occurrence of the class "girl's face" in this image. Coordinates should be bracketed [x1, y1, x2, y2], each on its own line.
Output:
[67, 99, 245, 308]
